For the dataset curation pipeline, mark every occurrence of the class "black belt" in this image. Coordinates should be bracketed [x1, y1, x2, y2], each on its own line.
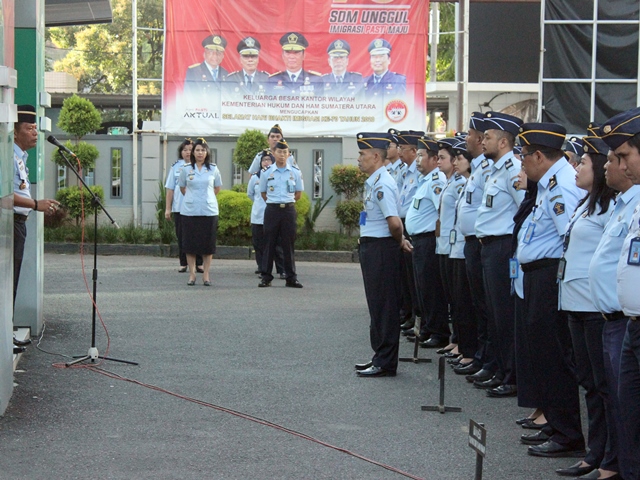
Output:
[478, 234, 511, 246]
[464, 235, 477, 242]
[602, 311, 626, 322]
[267, 203, 295, 208]
[411, 231, 435, 240]
[359, 236, 394, 245]
[520, 258, 560, 273]
[14, 213, 28, 223]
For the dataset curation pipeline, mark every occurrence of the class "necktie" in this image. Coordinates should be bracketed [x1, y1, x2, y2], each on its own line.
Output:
[374, 75, 381, 84]
[290, 73, 297, 83]
[338, 76, 343, 84]
[213, 69, 218, 82]
[245, 74, 252, 90]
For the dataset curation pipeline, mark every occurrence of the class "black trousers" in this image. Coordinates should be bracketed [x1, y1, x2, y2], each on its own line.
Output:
[13, 219, 27, 306]
[262, 204, 297, 282]
[619, 319, 640, 480]
[412, 235, 449, 340]
[252, 223, 284, 274]
[359, 237, 402, 372]
[481, 237, 516, 384]
[464, 237, 496, 371]
[399, 221, 419, 320]
[451, 258, 478, 359]
[521, 263, 583, 448]
[173, 213, 202, 267]
[438, 254, 454, 341]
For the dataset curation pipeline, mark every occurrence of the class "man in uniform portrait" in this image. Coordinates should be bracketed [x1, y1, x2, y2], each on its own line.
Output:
[363, 39, 406, 99]
[225, 37, 269, 95]
[268, 32, 323, 97]
[183, 34, 228, 95]
[321, 39, 362, 97]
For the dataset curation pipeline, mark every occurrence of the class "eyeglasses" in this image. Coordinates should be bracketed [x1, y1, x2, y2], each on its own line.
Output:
[520, 151, 536, 159]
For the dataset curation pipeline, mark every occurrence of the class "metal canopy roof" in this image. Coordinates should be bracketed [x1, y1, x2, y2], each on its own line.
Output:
[45, 0, 113, 27]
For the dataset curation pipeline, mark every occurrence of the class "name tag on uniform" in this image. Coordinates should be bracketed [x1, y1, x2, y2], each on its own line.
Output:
[466, 191, 472, 204]
[557, 257, 567, 280]
[486, 195, 494, 208]
[628, 237, 640, 265]
[449, 229, 457, 244]
[509, 258, 519, 279]
[359, 211, 367, 226]
[523, 223, 535, 244]
[287, 179, 295, 193]
[413, 198, 421, 209]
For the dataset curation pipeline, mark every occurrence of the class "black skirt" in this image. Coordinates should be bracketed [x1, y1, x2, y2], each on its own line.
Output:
[181, 215, 218, 255]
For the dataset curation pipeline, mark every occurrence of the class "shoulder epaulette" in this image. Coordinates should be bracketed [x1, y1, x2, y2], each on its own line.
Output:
[308, 71, 322, 76]
[269, 71, 283, 78]
[549, 175, 558, 190]
[505, 159, 514, 170]
[432, 172, 440, 180]
[171, 159, 180, 167]
[188, 63, 201, 69]
[481, 159, 490, 169]
[227, 70, 240, 76]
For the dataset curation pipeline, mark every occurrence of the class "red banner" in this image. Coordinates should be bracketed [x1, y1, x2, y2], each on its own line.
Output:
[163, 0, 428, 136]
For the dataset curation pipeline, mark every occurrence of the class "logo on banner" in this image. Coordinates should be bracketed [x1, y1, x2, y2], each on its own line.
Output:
[386, 100, 408, 123]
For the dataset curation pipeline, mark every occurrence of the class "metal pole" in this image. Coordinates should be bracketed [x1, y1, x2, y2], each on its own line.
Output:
[462, 0, 469, 128]
[132, 0, 139, 225]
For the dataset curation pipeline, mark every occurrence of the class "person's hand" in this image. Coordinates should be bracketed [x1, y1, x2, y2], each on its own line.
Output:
[39, 199, 61, 216]
[400, 237, 413, 253]
[165, 209, 172, 221]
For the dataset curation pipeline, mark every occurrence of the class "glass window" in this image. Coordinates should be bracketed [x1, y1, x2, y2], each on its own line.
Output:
[111, 148, 122, 198]
[57, 164, 66, 190]
[312, 150, 323, 199]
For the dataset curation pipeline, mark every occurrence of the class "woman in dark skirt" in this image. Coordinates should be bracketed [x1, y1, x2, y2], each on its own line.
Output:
[178, 138, 222, 286]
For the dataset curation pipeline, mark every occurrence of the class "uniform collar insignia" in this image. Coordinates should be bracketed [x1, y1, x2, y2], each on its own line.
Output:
[505, 159, 514, 169]
[373, 173, 381, 184]
[549, 175, 557, 190]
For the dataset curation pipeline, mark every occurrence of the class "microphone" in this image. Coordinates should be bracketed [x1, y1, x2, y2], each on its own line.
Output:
[47, 135, 76, 157]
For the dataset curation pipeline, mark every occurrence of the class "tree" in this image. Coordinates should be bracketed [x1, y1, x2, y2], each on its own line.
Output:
[329, 165, 367, 236]
[426, 3, 456, 83]
[47, 0, 163, 94]
[233, 129, 268, 171]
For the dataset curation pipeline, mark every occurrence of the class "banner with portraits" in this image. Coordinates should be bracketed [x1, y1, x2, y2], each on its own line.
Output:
[162, 0, 428, 136]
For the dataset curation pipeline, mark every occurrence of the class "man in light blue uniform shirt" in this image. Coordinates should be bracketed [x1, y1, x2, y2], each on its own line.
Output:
[601, 106, 640, 480]
[474, 111, 524, 397]
[248, 124, 296, 174]
[405, 135, 448, 346]
[516, 122, 585, 459]
[354, 133, 413, 377]
[457, 112, 495, 381]
[258, 138, 304, 288]
[385, 128, 405, 191]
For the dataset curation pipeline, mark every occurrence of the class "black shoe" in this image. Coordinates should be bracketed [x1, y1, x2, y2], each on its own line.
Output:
[487, 384, 517, 397]
[258, 279, 272, 287]
[516, 415, 537, 425]
[13, 346, 26, 354]
[254, 269, 261, 275]
[555, 461, 595, 477]
[578, 470, 621, 480]
[285, 280, 303, 288]
[356, 366, 396, 377]
[178, 266, 188, 273]
[279, 273, 287, 280]
[436, 346, 455, 354]
[466, 368, 494, 383]
[355, 361, 373, 371]
[196, 266, 204, 273]
[13, 336, 31, 346]
[407, 333, 428, 343]
[473, 375, 502, 389]
[419, 337, 449, 348]
[400, 319, 415, 330]
[521, 418, 549, 430]
[520, 430, 550, 445]
[401, 328, 416, 337]
[453, 363, 481, 375]
[527, 440, 586, 458]
[447, 355, 463, 366]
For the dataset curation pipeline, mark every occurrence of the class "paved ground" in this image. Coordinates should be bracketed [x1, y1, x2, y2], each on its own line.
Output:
[0, 254, 587, 479]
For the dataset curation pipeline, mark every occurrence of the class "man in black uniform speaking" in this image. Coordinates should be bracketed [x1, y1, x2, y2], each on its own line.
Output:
[354, 133, 413, 378]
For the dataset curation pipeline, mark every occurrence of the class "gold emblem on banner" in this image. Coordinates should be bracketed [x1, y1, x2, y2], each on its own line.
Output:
[335, 40, 344, 50]
[374, 39, 383, 48]
[213, 36, 222, 45]
[288, 33, 298, 44]
[246, 37, 255, 47]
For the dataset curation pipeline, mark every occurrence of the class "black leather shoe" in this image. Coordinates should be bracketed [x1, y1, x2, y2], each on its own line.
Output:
[453, 363, 481, 375]
[196, 266, 204, 273]
[466, 368, 494, 383]
[285, 280, 303, 288]
[555, 461, 595, 477]
[356, 366, 396, 377]
[419, 337, 449, 348]
[528, 441, 586, 458]
[401, 328, 416, 337]
[254, 269, 261, 275]
[13, 336, 31, 346]
[487, 384, 518, 398]
[436, 346, 455, 354]
[520, 430, 550, 445]
[521, 418, 549, 430]
[258, 279, 272, 287]
[447, 356, 463, 366]
[355, 361, 373, 371]
[516, 416, 537, 425]
[407, 333, 428, 343]
[279, 273, 287, 279]
[578, 470, 621, 480]
[473, 375, 502, 389]
[400, 319, 415, 330]
[13, 346, 26, 354]
[444, 351, 460, 358]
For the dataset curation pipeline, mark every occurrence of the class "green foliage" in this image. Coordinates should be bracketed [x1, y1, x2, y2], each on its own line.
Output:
[216, 190, 253, 244]
[304, 195, 333, 234]
[233, 129, 268, 171]
[231, 183, 248, 193]
[295, 231, 358, 251]
[155, 181, 176, 244]
[335, 199, 363, 237]
[295, 192, 311, 232]
[51, 140, 99, 170]
[58, 94, 102, 139]
[329, 165, 367, 201]
[47, 0, 163, 94]
[55, 185, 105, 224]
[426, 3, 456, 82]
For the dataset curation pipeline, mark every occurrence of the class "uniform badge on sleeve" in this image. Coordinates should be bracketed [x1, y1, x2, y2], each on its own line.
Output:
[549, 175, 558, 190]
[434, 186, 442, 195]
[376, 190, 384, 201]
[553, 202, 565, 216]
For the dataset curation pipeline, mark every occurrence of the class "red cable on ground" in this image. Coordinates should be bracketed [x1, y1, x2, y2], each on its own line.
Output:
[81, 366, 426, 480]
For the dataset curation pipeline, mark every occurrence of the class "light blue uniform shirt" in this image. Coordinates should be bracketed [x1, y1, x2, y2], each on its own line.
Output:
[259, 163, 304, 203]
[437, 173, 466, 255]
[560, 200, 614, 312]
[405, 167, 445, 235]
[617, 199, 640, 316]
[178, 163, 223, 216]
[589, 186, 640, 313]
[397, 159, 419, 218]
[164, 159, 188, 213]
[14, 144, 32, 216]
[361, 165, 399, 238]
[388, 159, 405, 192]
[450, 178, 469, 259]
[458, 154, 493, 236]
[248, 151, 296, 174]
[517, 158, 584, 264]
[475, 152, 524, 237]
[247, 173, 267, 225]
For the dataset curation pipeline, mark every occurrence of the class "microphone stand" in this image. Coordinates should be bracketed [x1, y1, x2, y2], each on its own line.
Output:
[56, 148, 138, 367]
